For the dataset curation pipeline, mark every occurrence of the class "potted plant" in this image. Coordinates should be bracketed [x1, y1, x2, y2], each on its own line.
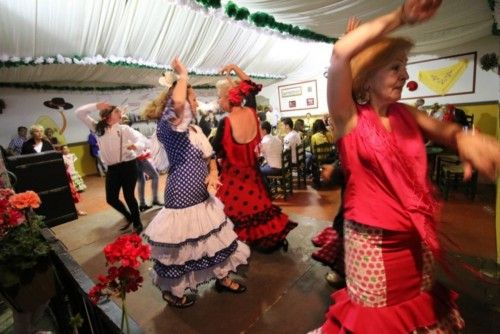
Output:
[0, 188, 55, 312]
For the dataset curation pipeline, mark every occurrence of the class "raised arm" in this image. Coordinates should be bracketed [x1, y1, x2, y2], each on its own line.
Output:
[327, 1, 441, 135]
[220, 64, 250, 82]
[170, 57, 189, 118]
[75, 103, 99, 131]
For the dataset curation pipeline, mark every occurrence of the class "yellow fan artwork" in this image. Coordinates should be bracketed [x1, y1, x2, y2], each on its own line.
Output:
[418, 59, 469, 96]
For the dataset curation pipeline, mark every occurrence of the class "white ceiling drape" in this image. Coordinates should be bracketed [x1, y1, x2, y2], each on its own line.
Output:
[0, 0, 495, 89]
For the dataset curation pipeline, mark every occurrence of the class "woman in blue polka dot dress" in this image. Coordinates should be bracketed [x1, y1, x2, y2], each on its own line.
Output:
[143, 58, 250, 308]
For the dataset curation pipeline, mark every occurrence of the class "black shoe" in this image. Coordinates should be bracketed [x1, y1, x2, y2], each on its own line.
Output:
[214, 279, 246, 294]
[152, 201, 164, 207]
[134, 224, 143, 234]
[139, 205, 152, 212]
[119, 221, 132, 231]
[162, 292, 196, 308]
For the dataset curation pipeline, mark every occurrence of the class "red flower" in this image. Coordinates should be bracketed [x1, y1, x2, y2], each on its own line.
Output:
[9, 191, 41, 209]
[228, 87, 244, 106]
[89, 233, 150, 304]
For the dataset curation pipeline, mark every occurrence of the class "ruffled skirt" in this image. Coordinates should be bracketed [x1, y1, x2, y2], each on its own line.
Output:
[313, 221, 464, 333]
[144, 195, 250, 297]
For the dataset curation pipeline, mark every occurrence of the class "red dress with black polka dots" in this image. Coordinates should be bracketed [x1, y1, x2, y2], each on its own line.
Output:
[215, 113, 297, 252]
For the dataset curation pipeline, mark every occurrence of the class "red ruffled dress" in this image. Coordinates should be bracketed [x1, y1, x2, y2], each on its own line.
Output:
[214, 81, 297, 252]
[316, 103, 464, 334]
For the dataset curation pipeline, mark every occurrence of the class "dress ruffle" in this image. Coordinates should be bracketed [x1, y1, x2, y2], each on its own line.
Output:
[151, 240, 249, 298]
[144, 195, 250, 298]
[321, 284, 464, 334]
[232, 205, 297, 243]
[144, 195, 228, 245]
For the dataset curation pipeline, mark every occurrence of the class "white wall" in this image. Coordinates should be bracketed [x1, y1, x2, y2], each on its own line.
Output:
[260, 35, 500, 118]
[0, 87, 223, 147]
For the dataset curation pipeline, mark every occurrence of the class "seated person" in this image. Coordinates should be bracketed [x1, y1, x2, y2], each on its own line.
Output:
[259, 121, 282, 177]
[309, 119, 335, 188]
[282, 118, 301, 164]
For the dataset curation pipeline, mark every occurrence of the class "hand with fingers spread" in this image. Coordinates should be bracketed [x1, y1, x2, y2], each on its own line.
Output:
[456, 131, 500, 181]
[401, 0, 442, 25]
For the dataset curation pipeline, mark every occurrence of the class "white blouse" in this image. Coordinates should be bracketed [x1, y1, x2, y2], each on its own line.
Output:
[75, 103, 146, 166]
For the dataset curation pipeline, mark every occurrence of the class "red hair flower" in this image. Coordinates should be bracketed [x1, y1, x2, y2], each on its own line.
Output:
[228, 86, 244, 106]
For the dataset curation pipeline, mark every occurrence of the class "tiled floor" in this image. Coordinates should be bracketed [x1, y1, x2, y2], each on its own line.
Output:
[47, 175, 500, 333]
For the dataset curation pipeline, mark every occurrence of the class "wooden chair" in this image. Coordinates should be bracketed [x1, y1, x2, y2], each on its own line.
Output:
[267, 148, 293, 200]
[312, 142, 336, 165]
[293, 143, 307, 189]
[437, 155, 478, 200]
[311, 142, 336, 187]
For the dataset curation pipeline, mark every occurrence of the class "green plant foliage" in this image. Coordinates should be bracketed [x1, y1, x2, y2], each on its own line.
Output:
[480, 53, 498, 71]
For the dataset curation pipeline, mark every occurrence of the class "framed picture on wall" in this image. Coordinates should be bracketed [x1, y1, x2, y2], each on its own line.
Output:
[401, 52, 476, 100]
[278, 80, 318, 112]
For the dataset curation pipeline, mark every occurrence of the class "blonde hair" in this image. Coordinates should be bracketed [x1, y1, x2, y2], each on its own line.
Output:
[216, 78, 239, 97]
[141, 88, 172, 120]
[29, 124, 44, 135]
[351, 37, 414, 101]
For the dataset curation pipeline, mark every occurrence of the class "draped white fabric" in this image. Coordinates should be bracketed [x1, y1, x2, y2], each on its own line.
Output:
[224, 0, 494, 54]
[0, 0, 495, 88]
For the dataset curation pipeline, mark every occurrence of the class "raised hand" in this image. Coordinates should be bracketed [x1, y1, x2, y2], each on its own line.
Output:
[220, 64, 238, 76]
[96, 102, 112, 110]
[401, 0, 442, 25]
[345, 17, 361, 34]
[170, 57, 188, 77]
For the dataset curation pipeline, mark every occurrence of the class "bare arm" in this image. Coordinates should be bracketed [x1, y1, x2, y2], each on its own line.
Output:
[409, 105, 500, 181]
[328, 1, 441, 135]
[75, 103, 99, 131]
[170, 57, 189, 118]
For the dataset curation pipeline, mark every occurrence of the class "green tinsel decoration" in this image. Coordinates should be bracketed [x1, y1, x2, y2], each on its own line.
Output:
[225, 1, 238, 18]
[235, 7, 250, 21]
[0, 82, 154, 91]
[250, 12, 268, 27]
[195, 0, 221, 9]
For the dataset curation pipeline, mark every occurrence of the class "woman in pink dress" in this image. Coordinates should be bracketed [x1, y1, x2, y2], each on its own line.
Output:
[311, 1, 500, 333]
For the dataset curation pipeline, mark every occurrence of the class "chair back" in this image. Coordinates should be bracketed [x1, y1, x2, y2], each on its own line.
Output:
[312, 142, 335, 165]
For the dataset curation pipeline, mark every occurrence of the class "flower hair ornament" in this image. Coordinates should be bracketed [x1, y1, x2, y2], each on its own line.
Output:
[158, 71, 177, 88]
[228, 80, 262, 106]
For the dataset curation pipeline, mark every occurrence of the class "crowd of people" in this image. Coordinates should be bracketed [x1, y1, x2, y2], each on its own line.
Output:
[3, 1, 500, 332]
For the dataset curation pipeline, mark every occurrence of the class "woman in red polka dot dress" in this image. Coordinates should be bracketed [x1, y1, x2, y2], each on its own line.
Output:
[212, 64, 297, 253]
[308, 1, 500, 333]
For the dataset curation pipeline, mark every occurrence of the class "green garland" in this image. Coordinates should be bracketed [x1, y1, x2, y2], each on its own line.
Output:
[0, 82, 217, 91]
[194, 0, 221, 9]
[194, 0, 336, 43]
[488, 0, 500, 35]
[0, 82, 154, 91]
[0, 56, 284, 80]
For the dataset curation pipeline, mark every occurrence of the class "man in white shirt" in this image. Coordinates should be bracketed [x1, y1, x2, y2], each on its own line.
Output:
[259, 121, 282, 177]
[282, 117, 301, 164]
[259, 121, 283, 196]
